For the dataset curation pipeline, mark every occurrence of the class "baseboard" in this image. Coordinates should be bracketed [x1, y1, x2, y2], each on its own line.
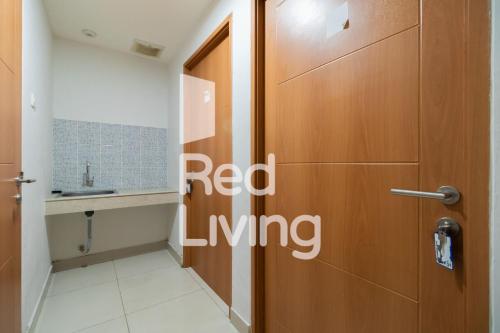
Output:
[230, 308, 251, 333]
[166, 242, 183, 266]
[186, 267, 230, 317]
[52, 241, 168, 272]
[27, 265, 53, 333]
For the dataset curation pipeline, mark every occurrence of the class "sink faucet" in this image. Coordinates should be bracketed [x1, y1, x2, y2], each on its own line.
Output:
[82, 161, 94, 187]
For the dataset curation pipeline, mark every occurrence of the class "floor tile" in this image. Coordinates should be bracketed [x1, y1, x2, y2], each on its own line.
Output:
[76, 317, 129, 333]
[126, 291, 238, 333]
[35, 282, 124, 333]
[48, 262, 116, 296]
[119, 266, 201, 314]
[114, 251, 175, 279]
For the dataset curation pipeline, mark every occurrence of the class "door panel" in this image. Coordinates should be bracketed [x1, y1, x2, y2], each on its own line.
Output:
[0, 0, 21, 331]
[273, 164, 419, 299]
[264, 0, 490, 332]
[185, 35, 232, 306]
[276, 0, 419, 82]
[0, 258, 16, 333]
[0, 62, 16, 163]
[275, 28, 419, 163]
[274, 247, 417, 333]
[0, 0, 16, 71]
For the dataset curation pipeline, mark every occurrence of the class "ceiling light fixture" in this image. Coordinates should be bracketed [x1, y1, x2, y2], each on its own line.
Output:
[81, 29, 97, 38]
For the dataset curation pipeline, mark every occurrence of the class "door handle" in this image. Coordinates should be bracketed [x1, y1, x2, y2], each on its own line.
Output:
[13, 172, 36, 186]
[390, 186, 461, 205]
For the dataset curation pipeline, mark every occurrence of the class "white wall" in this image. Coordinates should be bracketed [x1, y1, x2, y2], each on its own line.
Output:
[166, 0, 252, 325]
[491, 0, 500, 330]
[52, 38, 169, 128]
[21, 0, 54, 331]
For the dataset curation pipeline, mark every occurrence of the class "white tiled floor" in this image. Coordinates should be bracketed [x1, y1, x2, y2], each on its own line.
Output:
[34, 250, 238, 333]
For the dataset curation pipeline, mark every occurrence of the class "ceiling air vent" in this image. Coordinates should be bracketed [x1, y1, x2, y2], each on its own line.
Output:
[131, 39, 165, 58]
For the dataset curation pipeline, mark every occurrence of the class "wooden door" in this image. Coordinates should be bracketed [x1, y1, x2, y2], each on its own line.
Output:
[0, 0, 22, 332]
[184, 22, 233, 306]
[263, 0, 490, 332]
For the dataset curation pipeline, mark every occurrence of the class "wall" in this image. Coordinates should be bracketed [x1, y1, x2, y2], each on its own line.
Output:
[52, 38, 169, 128]
[166, 0, 252, 325]
[491, 0, 500, 330]
[47, 206, 176, 260]
[21, 0, 53, 331]
[49, 40, 173, 263]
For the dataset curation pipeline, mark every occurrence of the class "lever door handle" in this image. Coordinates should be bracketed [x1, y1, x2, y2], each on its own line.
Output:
[390, 186, 461, 205]
[14, 177, 36, 185]
[13, 172, 36, 186]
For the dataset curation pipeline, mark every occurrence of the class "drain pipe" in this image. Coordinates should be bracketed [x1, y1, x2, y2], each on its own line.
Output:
[79, 211, 94, 254]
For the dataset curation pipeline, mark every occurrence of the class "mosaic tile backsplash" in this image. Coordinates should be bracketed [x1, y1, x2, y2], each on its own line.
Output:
[53, 118, 168, 192]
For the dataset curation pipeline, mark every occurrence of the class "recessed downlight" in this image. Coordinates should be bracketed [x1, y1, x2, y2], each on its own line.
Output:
[81, 29, 97, 38]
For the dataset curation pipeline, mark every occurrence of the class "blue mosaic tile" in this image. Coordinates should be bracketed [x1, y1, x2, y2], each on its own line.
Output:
[100, 168, 122, 190]
[141, 146, 159, 168]
[53, 119, 168, 191]
[140, 167, 167, 189]
[101, 123, 122, 146]
[78, 144, 100, 168]
[78, 121, 101, 145]
[158, 147, 168, 169]
[53, 164, 78, 192]
[101, 144, 121, 170]
[122, 168, 141, 189]
[53, 119, 77, 146]
[140, 168, 156, 189]
[157, 168, 168, 188]
[140, 127, 159, 149]
[159, 128, 168, 147]
[122, 143, 140, 169]
[53, 143, 77, 167]
[123, 126, 141, 145]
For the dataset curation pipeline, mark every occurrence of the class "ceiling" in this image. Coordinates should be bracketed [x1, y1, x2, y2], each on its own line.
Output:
[43, 0, 215, 64]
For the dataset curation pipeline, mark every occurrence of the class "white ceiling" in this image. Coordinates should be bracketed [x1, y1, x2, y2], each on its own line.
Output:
[43, 0, 215, 64]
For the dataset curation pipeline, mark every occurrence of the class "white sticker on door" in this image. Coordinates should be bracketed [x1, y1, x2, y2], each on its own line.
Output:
[327, 2, 349, 38]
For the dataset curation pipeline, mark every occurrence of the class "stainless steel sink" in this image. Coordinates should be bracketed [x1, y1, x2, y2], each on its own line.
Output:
[61, 190, 116, 197]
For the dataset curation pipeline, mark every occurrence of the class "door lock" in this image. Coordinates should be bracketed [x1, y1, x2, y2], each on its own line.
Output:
[434, 217, 460, 270]
[186, 179, 193, 195]
[436, 217, 461, 237]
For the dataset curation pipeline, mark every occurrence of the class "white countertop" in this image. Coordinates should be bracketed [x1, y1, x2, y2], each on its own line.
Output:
[45, 188, 180, 215]
[46, 188, 178, 202]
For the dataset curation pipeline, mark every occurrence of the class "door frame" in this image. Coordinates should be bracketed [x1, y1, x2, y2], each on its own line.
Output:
[182, 15, 232, 268]
[249, 0, 492, 332]
[251, 1, 266, 332]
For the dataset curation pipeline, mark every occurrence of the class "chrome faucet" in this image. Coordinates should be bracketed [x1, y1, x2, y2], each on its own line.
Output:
[82, 161, 94, 187]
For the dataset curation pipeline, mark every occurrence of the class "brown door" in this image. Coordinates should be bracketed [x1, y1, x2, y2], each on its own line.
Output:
[264, 0, 490, 332]
[184, 20, 233, 306]
[0, 0, 22, 332]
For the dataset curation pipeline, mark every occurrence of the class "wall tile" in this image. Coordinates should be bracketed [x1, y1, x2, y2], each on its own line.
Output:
[101, 144, 122, 170]
[54, 144, 77, 167]
[54, 119, 78, 146]
[101, 168, 122, 190]
[140, 127, 159, 149]
[78, 121, 101, 145]
[122, 143, 140, 169]
[101, 123, 122, 146]
[158, 128, 168, 147]
[122, 168, 141, 189]
[140, 167, 168, 189]
[53, 119, 167, 191]
[53, 164, 78, 192]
